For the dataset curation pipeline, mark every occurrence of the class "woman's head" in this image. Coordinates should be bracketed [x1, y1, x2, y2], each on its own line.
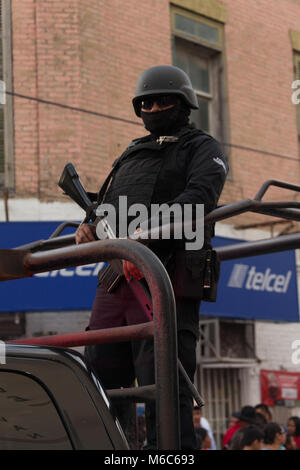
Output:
[263, 422, 283, 445]
[287, 416, 300, 437]
[195, 427, 212, 449]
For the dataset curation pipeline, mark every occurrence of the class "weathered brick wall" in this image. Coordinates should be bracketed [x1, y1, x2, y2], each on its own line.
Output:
[12, 0, 81, 199]
[11, 0, 172, 200]
[12, 0, 40, 196]
[77, 0, 172, 194]
[220, 0, 300, 226]
[10, 0, 300, 227]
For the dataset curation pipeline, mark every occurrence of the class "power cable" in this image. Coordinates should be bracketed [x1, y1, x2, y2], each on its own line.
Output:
[222, 142, 298, 162]
[5, 90, 142, 127]
[5, 89, 299, 162]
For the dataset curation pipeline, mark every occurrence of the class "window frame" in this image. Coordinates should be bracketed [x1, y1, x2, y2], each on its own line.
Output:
[172, 36, 216, 133]
[171, 7, 226, 142]
[171, 7, 224, 52]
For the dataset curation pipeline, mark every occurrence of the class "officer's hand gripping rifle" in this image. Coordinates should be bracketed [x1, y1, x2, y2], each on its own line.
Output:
[58, 162, 153, 310]
[58, 162, 204, 407]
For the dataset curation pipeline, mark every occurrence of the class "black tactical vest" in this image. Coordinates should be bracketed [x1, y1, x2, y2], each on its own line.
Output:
[96, 126, 220, 301]
[100, 126, 202, 232]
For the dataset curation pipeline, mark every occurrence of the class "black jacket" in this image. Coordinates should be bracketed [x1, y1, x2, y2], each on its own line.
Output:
[96, 124, 228, 299]
[101, 125, 228, 218]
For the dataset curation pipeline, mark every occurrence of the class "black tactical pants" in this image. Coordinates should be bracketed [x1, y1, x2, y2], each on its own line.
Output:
[84, 278, 200, 450]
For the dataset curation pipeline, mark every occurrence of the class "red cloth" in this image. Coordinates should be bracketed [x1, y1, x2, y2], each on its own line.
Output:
[222, 422, 241, 448]
[295, 436, 300, 449]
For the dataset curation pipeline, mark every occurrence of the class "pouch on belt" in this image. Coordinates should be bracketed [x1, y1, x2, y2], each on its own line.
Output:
[170, 249, 220, 301]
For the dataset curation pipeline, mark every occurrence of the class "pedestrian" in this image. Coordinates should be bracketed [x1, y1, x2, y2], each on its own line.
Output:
[254, 411, 268, 431]
[228, 412, 240, 429]
[137, 404, 146, 449]
[287, 416, 300, 449]
[255, 403, 272, 423]
[193, 405, 216, 450]
[240, 425, 264, 450]
[229, 428, 245, 450]
[262, 422, 286, 450]
[226, 405, 256, 450]
[195, 427, 212, 450]
[284, 431, 297, 450]
[280, 426, 287, 450]
[235, 406, 258, 430]
[76, 64, 228, 450]
[222, 412, 241, 449]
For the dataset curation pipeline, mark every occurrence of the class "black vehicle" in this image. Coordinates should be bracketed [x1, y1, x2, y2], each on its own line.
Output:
[0, 344, 129, 450]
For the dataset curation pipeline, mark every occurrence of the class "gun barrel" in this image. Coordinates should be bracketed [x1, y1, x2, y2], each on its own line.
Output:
[58, 163, 97, 222]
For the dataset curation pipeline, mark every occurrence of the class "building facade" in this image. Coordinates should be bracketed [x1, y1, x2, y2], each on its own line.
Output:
[0, 0, 300, 449]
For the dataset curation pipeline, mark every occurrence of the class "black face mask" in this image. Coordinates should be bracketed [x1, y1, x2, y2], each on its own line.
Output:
[141, 104, 190, 137]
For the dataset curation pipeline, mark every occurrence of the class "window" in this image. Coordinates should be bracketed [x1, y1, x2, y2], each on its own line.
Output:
[171, 8, 227, 142]
[196, 366, 242, 450]
[0, 371, 72, 449]
[173, 12, 221, 46]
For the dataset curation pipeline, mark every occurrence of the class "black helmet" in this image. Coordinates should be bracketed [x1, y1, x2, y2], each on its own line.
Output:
[132, 65, 199, 117]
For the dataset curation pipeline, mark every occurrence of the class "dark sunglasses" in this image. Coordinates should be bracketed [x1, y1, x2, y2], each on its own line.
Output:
[140, 95, 178, 111]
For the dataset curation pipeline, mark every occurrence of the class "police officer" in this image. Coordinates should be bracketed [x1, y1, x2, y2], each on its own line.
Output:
[76, 65, 228, 449]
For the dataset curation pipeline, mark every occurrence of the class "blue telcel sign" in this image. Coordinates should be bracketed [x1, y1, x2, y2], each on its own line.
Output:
[201, 236, 299, 322]
[0, 221, 103, 312]
[0, 223, 299, 321]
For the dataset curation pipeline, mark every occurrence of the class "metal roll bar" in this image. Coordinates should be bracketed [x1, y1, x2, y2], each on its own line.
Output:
[4, 239, 180, 450]
[216, 232, 300, 261]
[1, 178, 300, 450]
[254, 179, 300, 201]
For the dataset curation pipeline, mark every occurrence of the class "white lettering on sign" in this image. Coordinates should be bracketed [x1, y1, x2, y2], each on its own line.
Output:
[0, 341, 6, 365]
[227, 264, 248, 288]
[34, 262, 105, 278]
[227, 264, 292, 293]
[282, 388, 297, 400]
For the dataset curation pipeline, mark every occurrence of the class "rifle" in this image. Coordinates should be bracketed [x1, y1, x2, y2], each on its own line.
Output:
[58, 163, 153, 315]
[58, 162, 204, 407]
